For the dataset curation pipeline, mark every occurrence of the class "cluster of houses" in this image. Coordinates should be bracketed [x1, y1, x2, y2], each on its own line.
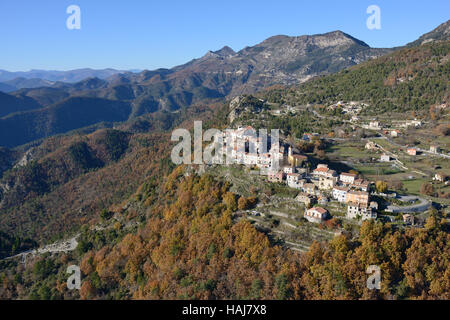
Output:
[226, 125, 441, 228]
[267, 148, 378, 223]
[327, 101, 365, 115]
[222, 126, 283, 171]
[363, 119, 424, 136]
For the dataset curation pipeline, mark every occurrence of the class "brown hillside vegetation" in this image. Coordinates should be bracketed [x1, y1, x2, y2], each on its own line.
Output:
[0, 167, 448, 300]
[0, 103, 221, 243]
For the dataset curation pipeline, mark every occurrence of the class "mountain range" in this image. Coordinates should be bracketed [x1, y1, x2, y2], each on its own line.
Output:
[0, 20, 449, 148]
[0, 68, 129, 84]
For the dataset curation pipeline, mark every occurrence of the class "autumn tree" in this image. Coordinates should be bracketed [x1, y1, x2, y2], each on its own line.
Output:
[420, 183, 435, 196]
[238, 196, 258, 210]
[223, 192, 237, 212]
[376, 181, 388, 193]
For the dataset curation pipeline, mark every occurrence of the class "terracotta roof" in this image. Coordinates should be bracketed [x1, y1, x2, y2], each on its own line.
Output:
[341, 173, 357, 177]
[353, 179, 369, 186]
[310, 207, 327, 214]
[291, 154, 308, 160]
[287, 173, 300, 177]
[269, 171, 282, 175]
[348, 190, 369, 196]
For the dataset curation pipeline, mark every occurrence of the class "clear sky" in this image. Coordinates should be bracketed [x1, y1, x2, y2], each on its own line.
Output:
[0, 0, 448, 71]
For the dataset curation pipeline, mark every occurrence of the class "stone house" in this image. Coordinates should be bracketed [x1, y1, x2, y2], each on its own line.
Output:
[347, 203, 376, 220]
[296, 193, 317, 207]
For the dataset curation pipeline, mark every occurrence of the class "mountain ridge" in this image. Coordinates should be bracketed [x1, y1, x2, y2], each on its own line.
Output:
[0, 21, 448, 148]
[0, 68, 131, 83]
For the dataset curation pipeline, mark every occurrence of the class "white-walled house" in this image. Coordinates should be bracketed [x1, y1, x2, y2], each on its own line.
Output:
[430, 145, 440, 154]
[332, 186, 348, 203]
[304, 207, 329, 223]
[369, 121, 381, 130]
[287, 173, 302, 189]
[319, 176, 336, 190]
[340, 172, 356, 184]
[283, 166, 296, 174]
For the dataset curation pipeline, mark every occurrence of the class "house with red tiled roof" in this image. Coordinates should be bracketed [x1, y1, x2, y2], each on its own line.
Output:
[351, 179, 370, 192]
[312, 166, 338, 179]
[304, 207, 329, 223]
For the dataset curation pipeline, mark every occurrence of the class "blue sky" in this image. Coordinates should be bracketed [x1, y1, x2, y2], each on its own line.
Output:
[0, 0, 448, 71]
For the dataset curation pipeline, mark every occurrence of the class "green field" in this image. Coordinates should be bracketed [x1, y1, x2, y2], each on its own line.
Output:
[326, 143, 370, 160]
[355, 163, 403, 176]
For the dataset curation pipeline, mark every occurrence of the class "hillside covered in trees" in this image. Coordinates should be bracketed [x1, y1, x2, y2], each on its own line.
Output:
[0, 167, 448, 299]
[0, 24, 448, 302]
[262, 41, 449, 113]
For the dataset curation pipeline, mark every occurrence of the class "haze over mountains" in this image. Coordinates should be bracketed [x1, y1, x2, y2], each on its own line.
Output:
[0, 68, 129, 84]
[0, 20, 449, 148]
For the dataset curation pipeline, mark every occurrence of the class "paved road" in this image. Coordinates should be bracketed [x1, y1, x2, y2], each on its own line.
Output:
[386, 195, 431, 214]
[374, 134, 450, 160]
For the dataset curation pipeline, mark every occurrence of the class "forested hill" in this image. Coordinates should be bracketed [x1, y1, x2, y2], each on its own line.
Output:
[262, 41, 449, 113]
[1, 167, 448, 300]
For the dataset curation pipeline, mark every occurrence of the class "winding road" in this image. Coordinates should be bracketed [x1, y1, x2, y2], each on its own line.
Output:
[386, 195, 431, 214]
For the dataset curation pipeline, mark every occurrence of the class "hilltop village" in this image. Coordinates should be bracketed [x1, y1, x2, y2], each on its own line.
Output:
[218, 125, 378, 225]
[202, 110, 449, 246]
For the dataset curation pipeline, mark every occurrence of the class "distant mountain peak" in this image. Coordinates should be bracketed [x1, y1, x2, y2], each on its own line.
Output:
[313, 30, 370, 47]
[255, 30, 370, 50]
[408, 19, 450, 47]
[213, 46, 236, 57]
[203, 46, 237, 60]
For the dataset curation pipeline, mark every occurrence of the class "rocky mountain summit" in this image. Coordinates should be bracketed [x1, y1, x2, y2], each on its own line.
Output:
[408, 20, 450, 46]
[1, 22, 448, 148]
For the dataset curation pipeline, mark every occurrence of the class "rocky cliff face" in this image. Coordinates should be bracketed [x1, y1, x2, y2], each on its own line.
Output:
[164, 30, 391, 97]
[408, 20, 450, 46]
[12, 30, 391, 115]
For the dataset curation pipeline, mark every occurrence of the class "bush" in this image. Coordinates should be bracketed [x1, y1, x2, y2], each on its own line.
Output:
[420, 183, 435, 196]
[237, 196, 258, 210]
